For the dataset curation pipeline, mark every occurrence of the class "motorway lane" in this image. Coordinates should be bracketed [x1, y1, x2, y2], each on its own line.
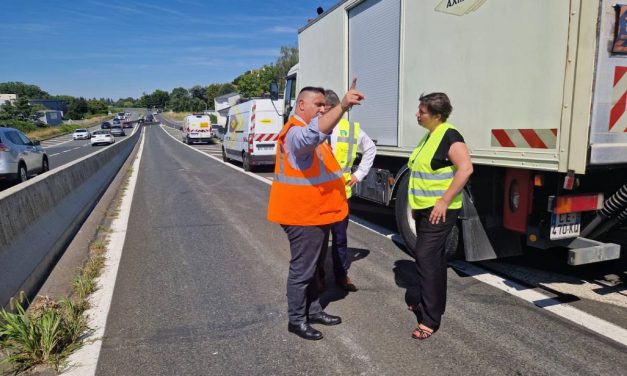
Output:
[96, 123, 626, 375]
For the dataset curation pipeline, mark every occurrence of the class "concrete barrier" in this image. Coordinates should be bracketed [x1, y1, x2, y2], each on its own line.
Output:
[0, 129, 141, 308]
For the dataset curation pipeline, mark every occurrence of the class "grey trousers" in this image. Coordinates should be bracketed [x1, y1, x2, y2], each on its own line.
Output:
[282, 224, 331, 325]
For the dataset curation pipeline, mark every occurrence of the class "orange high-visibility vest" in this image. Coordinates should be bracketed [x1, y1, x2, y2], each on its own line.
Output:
[267, 116, 348, 226]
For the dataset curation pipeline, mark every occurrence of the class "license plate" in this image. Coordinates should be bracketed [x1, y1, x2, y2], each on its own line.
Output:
[550, 212, 581, 240]
[191, 133, 198, 136]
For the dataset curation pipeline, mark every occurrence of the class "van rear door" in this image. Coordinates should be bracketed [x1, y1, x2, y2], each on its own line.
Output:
[250, 100, 282, 159]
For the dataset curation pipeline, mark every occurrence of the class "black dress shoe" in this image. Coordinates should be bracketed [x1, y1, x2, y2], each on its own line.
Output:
[308, 311, 342, 326]
[288, 322, 323, 340]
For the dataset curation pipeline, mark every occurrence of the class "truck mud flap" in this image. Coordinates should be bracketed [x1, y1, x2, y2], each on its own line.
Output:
[462, 190, 523, 262]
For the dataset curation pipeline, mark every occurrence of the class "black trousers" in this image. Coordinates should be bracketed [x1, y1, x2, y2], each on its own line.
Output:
[282, 224, 331, 325]
[413, 207, 460, 330]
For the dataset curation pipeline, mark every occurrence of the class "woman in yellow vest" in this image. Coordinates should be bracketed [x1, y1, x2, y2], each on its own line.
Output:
[407, 92, 473, 340]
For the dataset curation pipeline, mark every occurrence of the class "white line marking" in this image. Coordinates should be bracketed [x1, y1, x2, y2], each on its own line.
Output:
[63, 129, 146, 375]
[160, 123, 627, 347]
[50, 153, 60, 156]
[449, 261, 627, 346]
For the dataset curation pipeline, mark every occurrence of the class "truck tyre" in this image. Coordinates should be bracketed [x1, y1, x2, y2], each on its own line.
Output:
[395, 172, 463, 260]
[395, 172, 417, 250]
[242, 152, 253, 172]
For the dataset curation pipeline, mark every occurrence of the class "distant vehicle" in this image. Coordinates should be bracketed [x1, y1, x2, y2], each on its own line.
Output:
[122, 122, 133, 129]
[145, 114, 154, 122]
[222, 98, 283, 171]
[101, 121, 111, 129]
[180, 114, 212, 144]
[211, 124, 224, 140]
[112, 118, 121, 125]
[116, 112, 125, 120]
[91, 130, 115, 146]
[110, 125, 125, 137]
[0, 127, 49, 183]
[72, 128, 91, 140]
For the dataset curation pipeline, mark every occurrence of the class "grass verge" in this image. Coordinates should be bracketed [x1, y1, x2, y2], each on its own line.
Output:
[161, 111, 191, 122]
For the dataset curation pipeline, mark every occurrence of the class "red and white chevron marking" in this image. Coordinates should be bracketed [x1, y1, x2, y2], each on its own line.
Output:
[609, 66, 627, 132]
[254, 133, 278, 142]
[491, 128, 558, 149]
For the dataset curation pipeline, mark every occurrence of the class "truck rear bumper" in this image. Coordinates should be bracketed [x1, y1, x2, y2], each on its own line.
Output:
[553, 237, 621, 265]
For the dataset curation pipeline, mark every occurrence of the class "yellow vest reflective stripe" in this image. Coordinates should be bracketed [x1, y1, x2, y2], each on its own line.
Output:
[334, 119, 360, 198]
[408, 123, 462, 210]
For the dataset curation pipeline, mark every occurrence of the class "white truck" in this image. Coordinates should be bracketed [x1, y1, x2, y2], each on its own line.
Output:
[222, 98, 284, 171]
[181, 113, 213, 144]
[275, 0, 627, 265]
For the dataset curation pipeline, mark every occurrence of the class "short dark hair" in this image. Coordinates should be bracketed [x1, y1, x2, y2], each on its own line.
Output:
[419, 92, 452, 122]
[299, 86, 325, 96]
[324, 89, 340, 107]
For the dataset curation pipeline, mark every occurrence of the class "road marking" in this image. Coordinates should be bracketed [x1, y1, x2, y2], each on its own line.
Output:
[64, 129, 146, 375]
[160, 121, 627, 347]
[449, 261, 627, 346]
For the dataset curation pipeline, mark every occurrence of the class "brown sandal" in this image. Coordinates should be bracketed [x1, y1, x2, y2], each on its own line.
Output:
[411, 326, 434, 340]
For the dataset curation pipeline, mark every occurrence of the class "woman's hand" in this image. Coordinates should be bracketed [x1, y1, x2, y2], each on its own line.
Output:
[429, 199, 449, 224]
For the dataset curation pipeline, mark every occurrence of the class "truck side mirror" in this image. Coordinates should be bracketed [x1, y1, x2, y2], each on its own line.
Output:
[269, 82, 279, 100]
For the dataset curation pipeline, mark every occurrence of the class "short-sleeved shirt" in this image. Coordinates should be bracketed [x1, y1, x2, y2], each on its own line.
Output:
[428, 128, 465, 170]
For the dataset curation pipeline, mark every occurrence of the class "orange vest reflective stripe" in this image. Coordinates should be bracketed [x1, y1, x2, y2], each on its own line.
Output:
[267, 117, 348, 226]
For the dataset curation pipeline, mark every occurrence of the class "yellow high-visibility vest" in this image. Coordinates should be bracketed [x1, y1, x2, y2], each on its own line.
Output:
[408, 122, 462, 210]
[334, 119, 360, 198]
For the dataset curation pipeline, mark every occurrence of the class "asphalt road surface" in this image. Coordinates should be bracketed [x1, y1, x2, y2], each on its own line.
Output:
[95, 124, 626, 375]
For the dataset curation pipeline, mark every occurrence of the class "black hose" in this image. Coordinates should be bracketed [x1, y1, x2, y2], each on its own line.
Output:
[600, 183, 627, 218]
[581, 183, 627, 238]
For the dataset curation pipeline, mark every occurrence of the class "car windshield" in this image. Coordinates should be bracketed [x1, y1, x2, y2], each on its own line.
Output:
[75, 129, 87, 133]
[94, 131, 109, 135]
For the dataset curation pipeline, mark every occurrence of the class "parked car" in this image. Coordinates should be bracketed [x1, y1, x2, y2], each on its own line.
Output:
[101, 121, 111, 129]
[110, 125, 125, 137]
[0, 127, 49, 183]
[90, 130, 115, 146]
[72, 128, 91, 140]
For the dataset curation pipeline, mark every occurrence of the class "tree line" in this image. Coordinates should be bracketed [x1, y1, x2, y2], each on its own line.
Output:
[0, 45, 298, 127]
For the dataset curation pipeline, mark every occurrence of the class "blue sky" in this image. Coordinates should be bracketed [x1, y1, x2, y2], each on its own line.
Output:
[0, 0, 337, 100]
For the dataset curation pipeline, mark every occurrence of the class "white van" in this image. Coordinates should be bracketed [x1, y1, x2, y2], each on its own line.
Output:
[181, 113, 212, 144]
[222, 99, 283, 171]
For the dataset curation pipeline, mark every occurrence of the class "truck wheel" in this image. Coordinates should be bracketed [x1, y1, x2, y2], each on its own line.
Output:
[222, 147, 229, 162]
[242, 152, 253, 172]
[395, 172, 417, 250]
[444, 222, 463, 261]
[395, 172, 463, 260]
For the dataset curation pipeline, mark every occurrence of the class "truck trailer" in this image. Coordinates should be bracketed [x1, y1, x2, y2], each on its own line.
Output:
[280, 0, 627, 265]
